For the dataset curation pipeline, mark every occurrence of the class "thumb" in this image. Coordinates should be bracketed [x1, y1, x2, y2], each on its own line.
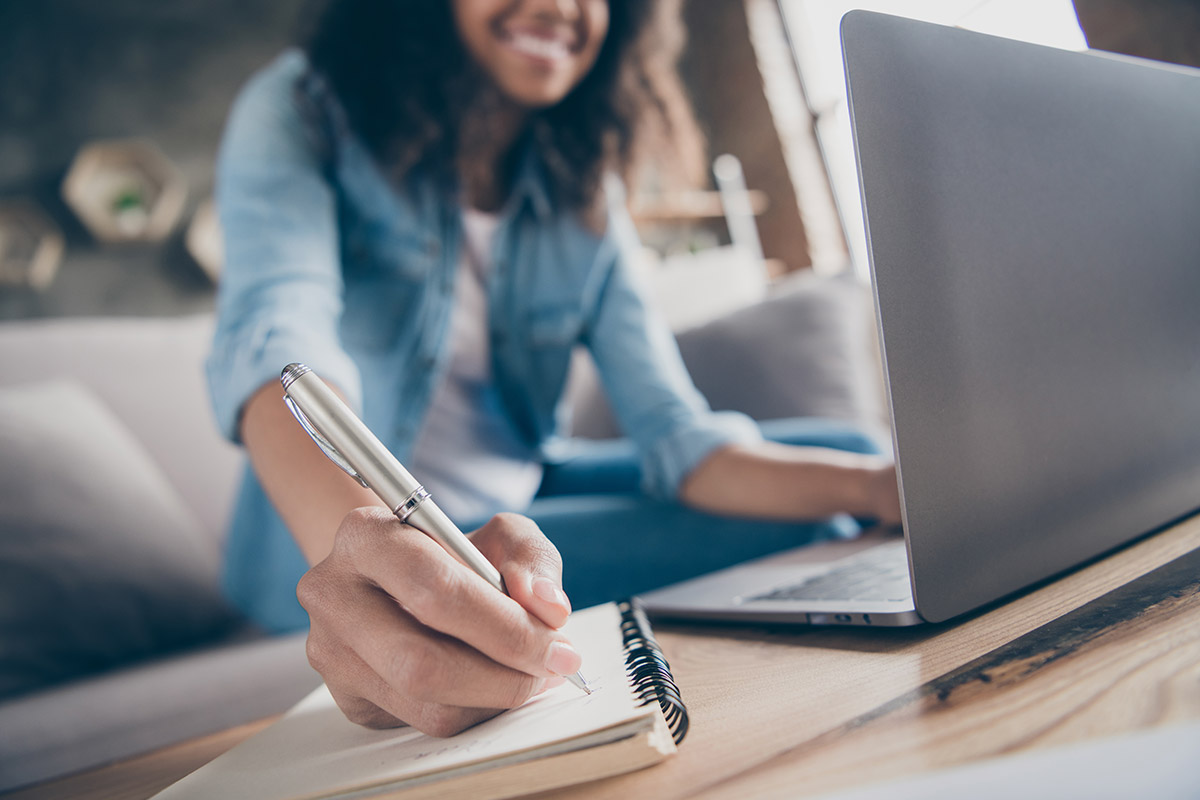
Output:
[473, 513, 572, 630]
[524, 572, 572, 630]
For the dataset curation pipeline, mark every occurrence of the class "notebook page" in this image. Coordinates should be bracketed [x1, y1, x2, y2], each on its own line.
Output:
[154, 602, 651, 800]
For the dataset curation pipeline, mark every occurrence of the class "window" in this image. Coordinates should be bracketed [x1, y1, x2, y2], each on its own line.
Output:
[776, 0, 1088, 279]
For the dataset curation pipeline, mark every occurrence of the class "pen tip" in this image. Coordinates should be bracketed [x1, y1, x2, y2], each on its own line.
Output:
[567, 671, 593, 695]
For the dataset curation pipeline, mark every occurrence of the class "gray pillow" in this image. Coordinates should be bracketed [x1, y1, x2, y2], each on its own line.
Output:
[676, 271, 886, 427]
[0, 381, 237, 699]
[567, 272, 886, 439]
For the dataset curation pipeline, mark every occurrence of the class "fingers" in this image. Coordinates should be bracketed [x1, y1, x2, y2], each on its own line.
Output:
[868, 464, 902, 526]
[360, 574, 555, 708]
[297, 507, 579, 736]
[318, 646, 406, 730]
[313, 626, 510, 737]
[471, 513, 573, 629]
[338, 511, 580, 681]
[320, 646, 515, 736]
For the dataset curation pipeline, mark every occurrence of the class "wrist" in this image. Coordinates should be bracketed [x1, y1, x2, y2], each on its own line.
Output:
[861, 461, 901, 524]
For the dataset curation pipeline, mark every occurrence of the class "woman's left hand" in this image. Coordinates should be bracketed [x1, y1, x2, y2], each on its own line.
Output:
[865, 463, 902, 526]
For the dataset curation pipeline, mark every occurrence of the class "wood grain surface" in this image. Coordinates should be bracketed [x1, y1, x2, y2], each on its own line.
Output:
[6, 514, 1198, 800]
[692, 539, 1200, 798]
[540, 514, 1200, 799]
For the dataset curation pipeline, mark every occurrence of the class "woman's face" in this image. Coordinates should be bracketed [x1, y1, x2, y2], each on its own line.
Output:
[452, 0, 610, 108]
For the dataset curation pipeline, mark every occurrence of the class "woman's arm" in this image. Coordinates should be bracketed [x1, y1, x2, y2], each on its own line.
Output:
[213, 56, 581, 737]
[583, 189, 900, 524]
[679, 442, 902, 525]
[240, 381, 378, 564]
[240, 379, 583, 734]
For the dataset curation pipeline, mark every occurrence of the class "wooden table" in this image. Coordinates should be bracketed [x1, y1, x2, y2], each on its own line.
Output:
[9, 514, 1200, 800]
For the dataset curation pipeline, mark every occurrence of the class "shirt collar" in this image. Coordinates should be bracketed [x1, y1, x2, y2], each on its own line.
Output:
[506, 143, 553, 221]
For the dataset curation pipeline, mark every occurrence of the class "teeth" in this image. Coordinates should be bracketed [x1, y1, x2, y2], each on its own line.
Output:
[509, 32, 569, 61]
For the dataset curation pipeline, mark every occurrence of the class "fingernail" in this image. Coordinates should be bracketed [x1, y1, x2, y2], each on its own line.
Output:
[545, 641, 582, 677]
[532, 577, 571, 614]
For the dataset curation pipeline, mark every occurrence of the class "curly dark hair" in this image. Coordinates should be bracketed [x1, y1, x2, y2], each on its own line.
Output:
[301, 0, 704, 212]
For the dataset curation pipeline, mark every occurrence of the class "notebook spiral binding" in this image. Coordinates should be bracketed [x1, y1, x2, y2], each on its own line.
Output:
[617, 599, 689, 745]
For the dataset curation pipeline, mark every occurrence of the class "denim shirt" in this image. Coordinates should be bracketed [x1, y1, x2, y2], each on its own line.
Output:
[207, 51, 761, 631]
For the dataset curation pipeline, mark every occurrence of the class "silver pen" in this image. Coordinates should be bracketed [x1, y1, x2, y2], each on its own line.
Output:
[280, 363, 592, 695]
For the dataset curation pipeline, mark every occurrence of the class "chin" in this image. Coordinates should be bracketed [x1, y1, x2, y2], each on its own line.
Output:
[500, 80, 576, 109]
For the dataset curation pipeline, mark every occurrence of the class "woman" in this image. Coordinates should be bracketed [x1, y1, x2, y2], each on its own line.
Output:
[208, 0, 900, 736]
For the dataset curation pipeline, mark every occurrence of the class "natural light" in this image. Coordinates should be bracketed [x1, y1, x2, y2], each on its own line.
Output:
[777, 0, 1089, 279]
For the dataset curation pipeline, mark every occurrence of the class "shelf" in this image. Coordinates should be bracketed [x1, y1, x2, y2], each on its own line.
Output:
[61, 138, 187, 244]
[185, 197, 223, 282]
[630, 189, 769, 223]
[0, 201, 65, 290]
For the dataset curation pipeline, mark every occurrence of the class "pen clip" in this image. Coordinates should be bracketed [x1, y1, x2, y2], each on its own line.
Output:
[282, 394, 371, 488]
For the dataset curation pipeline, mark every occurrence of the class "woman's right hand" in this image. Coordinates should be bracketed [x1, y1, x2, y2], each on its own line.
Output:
[297, 509, 582, 737]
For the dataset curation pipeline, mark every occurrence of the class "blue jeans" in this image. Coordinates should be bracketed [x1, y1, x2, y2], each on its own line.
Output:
[519, 418, 883, 609]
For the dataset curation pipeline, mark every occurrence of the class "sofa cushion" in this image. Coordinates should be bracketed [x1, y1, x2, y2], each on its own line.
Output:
[676, 271, 886, 429]
[0, 314, 242, 541]
[567, 271, 887, 440]
[0, 629, 318, 793]
[0, 381, 237, 700]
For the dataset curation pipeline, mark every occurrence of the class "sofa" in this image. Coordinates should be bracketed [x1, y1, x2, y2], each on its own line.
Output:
[0, 265, 885, 792]
[0, 313, 320, 792]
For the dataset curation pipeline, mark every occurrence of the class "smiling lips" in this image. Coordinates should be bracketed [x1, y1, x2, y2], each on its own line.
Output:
[503, 28, 576, 63]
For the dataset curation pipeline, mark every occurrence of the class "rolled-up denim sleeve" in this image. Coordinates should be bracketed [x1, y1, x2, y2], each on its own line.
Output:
[206, 54, 361, 443]
[584, 186, 762, 500]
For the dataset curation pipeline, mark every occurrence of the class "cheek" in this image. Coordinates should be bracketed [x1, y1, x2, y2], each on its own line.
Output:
[451, 0, 501, 64]
[576, 45, 605, 87]
[580, 3, 609, 71]
[585, 1, 610, 53]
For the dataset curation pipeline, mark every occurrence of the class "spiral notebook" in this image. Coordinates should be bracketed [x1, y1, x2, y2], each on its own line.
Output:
[153, 601, 687, 800]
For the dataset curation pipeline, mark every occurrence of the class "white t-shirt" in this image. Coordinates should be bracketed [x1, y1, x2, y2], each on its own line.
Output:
[408, 208, 545, 525]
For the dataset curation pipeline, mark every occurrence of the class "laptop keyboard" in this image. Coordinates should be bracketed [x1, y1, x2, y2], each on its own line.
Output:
[748, 541, 913, 603]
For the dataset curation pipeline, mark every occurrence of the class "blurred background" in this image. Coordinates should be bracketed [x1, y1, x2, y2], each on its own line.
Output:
[4, 5, 1198, 793]
[1, 0, 1197, 321]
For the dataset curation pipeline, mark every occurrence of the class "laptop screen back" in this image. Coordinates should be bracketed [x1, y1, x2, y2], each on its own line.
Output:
[842, 11, 1200, 622]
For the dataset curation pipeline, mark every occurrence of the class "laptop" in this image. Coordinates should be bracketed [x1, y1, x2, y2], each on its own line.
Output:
[639, 11, 1200, 627]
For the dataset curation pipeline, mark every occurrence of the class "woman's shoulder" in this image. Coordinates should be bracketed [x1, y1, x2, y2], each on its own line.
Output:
[232, 48, 310, 110]
[222, 49, 349, 164]
[222, 49, 313, 143]
[587, 173, 640, 253]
